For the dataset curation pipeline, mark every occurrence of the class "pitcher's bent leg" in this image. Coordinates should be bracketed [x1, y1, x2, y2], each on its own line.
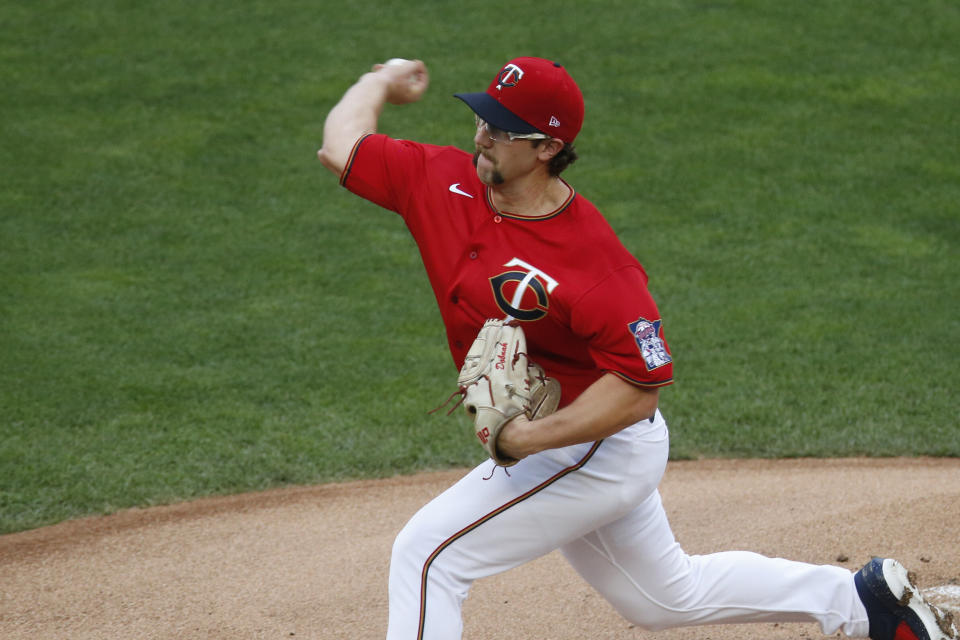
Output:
[562, 489, 870, 636]
[386, 418, 670, 640]
[385, 451, 606, 640]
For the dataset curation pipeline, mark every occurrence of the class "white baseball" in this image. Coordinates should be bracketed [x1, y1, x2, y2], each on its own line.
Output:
[385, 58, 410, 66]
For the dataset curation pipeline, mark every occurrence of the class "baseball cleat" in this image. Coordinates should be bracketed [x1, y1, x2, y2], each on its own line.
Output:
[854, 557, 959, 640]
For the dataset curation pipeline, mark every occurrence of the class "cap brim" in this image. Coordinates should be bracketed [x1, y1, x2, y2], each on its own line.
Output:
[453, 92, 541, 135]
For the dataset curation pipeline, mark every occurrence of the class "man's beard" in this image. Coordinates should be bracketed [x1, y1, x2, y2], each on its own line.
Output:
[472, 151, 505, 185]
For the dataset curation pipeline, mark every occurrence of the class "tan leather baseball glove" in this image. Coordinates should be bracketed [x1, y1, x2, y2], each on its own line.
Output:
[455, 319, 561, 466]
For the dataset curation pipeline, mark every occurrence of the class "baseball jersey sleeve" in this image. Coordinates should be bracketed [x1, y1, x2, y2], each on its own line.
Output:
[570, 265, 674, 388]
[339, 134, 425, 213]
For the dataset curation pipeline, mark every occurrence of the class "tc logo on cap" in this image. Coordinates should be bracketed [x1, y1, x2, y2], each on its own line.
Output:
[496, 63, 524, 90]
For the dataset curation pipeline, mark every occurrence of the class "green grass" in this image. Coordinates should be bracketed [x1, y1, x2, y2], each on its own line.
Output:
[1, 0, 958, 534]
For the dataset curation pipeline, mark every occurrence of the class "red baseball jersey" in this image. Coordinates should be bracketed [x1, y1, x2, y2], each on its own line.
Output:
[340, 134, 673, 406]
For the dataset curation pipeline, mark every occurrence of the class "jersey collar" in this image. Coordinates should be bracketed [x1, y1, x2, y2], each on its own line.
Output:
[484, 179, 576, 221]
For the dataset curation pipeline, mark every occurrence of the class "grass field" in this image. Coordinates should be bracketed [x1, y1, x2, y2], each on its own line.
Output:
[1, 0, 958, 534]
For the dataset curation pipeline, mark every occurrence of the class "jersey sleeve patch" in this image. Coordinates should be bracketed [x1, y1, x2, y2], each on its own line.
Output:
[628, 317, 672, 371]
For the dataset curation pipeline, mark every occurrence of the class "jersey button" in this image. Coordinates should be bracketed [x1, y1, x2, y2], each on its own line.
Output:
[469, 250, 478, 260]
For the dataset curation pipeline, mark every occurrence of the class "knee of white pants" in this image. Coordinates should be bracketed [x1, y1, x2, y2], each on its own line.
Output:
[389, 521, 419, 579]
[388, 517, 472, 640]
[606, 545, 699, 631]
[390, 512, 471, 598]
[390, 515, 437, 587]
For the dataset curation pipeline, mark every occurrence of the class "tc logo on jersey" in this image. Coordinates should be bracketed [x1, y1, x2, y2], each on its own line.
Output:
[489, 258, 559, 321]
[628, 317, 672, 371]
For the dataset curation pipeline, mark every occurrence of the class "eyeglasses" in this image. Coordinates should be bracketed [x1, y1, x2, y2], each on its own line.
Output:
[475, 115, 550, 144]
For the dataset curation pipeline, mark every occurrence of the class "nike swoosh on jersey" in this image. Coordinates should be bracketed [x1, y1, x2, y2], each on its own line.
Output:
[448, 183, 474, 198]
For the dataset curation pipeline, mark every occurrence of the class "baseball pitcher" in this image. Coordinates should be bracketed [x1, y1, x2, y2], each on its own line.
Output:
[316, 56, 956, 640]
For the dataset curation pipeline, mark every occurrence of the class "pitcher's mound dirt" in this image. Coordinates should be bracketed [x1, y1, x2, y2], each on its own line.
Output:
[2, 458, 958, 639]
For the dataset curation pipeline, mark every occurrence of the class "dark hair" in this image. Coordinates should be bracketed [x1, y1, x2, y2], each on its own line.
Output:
[532, 140, 578, 176]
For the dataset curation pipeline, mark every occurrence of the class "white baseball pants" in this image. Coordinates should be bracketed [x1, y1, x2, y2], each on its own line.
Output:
[385, 412, 870, 639]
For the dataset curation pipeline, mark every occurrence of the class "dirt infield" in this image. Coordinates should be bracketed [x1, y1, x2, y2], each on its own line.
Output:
[2, 458, 958, 639]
